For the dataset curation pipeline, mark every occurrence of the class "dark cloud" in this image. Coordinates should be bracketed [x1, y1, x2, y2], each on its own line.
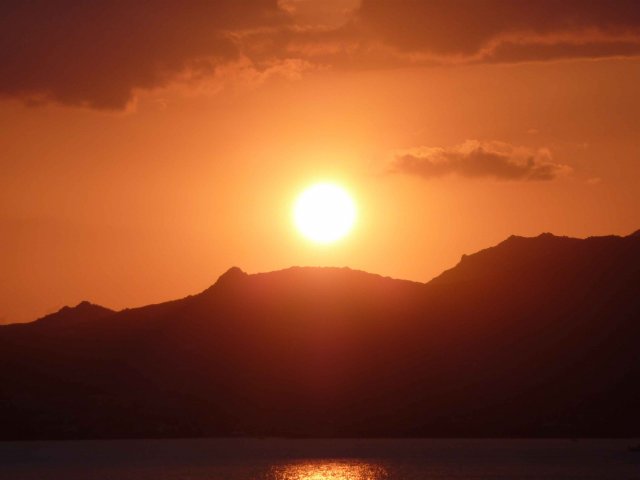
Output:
[280, 1, 640, 68]
[391, 141, 571, 181]
[2, 1, 640, 110]
[278, 0, 359, 28]
[0, 0, 287, 109]
[482, 38, 640, 64]
[353, 0, 640, 59]
[245, 0, 640, 74]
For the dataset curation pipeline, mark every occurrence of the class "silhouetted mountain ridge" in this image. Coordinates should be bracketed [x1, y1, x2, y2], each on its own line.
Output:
[2, 301, 114, 332]
[0, 229, 639, 439]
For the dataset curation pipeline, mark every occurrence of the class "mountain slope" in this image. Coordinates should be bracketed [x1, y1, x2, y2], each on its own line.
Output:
[2, 301, 115, 331]
[0, 231, 639, 439]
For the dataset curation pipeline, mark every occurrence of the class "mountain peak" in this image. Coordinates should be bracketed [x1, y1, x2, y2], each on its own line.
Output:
[59, 300, 109, 313]
[213, 266, 248, 287]
[74, 300, 99, 309]
[629, 229, 640, 238]
[35, 301, 114, 327]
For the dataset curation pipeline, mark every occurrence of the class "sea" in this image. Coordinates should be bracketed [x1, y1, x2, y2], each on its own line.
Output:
[0, 438, 638, 479]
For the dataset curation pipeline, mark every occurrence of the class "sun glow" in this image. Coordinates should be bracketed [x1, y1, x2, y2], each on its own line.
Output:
[294, 183, 356, 244]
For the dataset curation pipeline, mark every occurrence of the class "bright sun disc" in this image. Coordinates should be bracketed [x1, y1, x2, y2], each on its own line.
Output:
[294, 183, 356, 244]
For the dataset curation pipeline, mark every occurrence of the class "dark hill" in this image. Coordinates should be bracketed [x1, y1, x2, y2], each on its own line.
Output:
[1, 231, 639, 439]
[3, 301, 115, 331]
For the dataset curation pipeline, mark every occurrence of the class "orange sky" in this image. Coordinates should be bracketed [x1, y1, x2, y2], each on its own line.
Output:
[1, 0, 640, 323]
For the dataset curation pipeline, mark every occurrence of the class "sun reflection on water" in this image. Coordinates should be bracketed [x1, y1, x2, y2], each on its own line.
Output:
[270, 460, 388, 480]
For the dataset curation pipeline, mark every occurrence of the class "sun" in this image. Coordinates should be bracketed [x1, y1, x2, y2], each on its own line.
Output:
[294, 183, 356, 244]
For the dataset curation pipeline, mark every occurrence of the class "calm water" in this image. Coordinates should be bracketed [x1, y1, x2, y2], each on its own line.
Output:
[0, 438, 638, 479]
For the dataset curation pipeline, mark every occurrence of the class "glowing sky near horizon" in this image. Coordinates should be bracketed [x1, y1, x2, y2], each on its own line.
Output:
[1, 0, 639, 323]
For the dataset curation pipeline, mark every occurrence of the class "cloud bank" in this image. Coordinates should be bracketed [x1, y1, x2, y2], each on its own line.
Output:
[0, 0, 287, 109]
[352, 0, 640, 61]
[1, 0, 639, 109]
[391, 141, 571, 181]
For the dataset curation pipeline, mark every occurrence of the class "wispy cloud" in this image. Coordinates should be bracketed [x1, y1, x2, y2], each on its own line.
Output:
[390, 140, 571, 181]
